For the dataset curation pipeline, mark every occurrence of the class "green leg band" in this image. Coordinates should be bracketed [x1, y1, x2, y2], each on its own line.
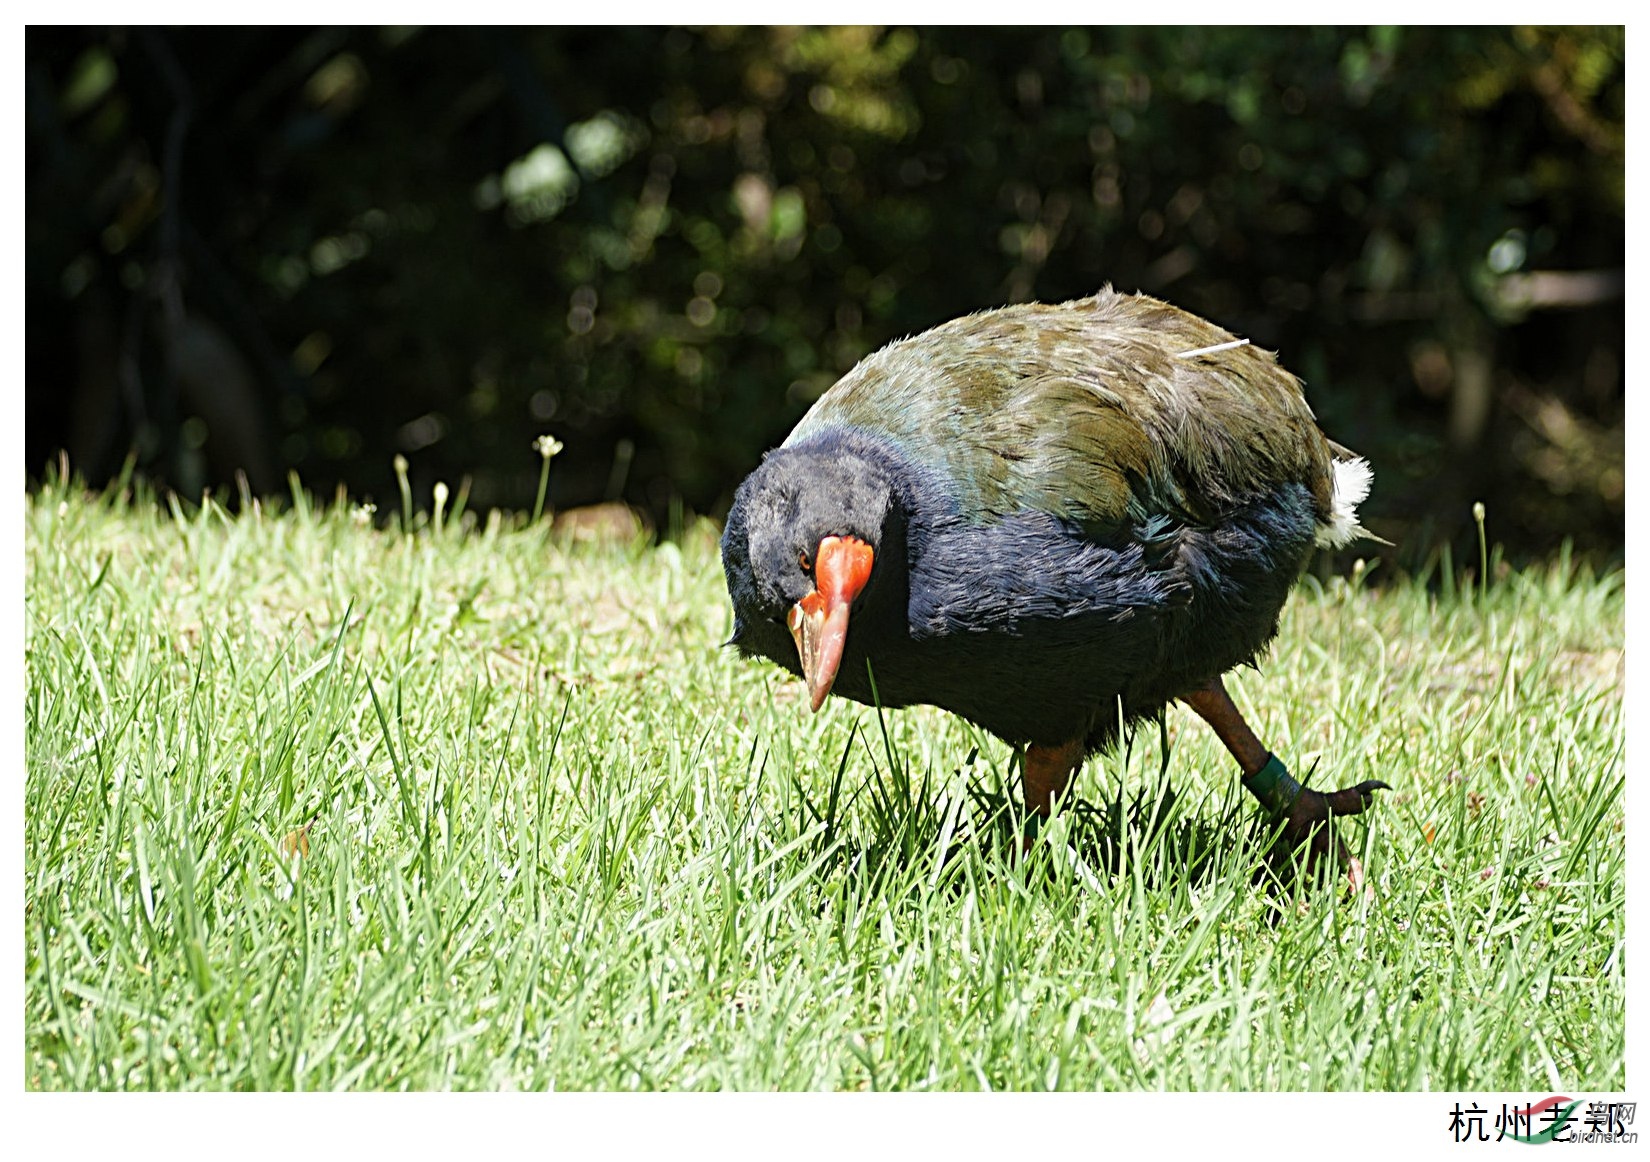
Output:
[1242, 753, 1303, 817]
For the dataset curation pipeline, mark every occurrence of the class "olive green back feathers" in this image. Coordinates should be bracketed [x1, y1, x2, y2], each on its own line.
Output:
[787, 287, 1366, 544]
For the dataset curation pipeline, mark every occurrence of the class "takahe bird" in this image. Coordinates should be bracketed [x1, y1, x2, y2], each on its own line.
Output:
[722, 287, 1387, 881]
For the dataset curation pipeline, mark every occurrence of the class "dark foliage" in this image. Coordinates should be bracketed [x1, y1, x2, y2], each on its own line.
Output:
[26, 26, 1623, 563]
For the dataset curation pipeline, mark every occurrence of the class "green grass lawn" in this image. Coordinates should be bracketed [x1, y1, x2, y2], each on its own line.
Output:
[24, 471, 1624, 1091]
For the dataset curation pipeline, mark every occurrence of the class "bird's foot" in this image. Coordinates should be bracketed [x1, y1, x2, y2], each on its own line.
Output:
[1244, 755, 1390, 893]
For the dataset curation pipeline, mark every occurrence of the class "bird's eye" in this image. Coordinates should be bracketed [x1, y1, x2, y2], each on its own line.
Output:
[798, 550, 812, 573]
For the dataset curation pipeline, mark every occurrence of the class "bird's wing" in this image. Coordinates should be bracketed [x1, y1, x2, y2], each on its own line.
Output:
[790, 290, 1336, 536]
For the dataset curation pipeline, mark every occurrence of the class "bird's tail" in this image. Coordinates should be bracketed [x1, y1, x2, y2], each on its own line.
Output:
[1314, 456, 1378, 548]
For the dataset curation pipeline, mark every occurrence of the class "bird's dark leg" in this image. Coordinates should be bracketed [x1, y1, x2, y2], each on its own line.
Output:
[1181, 676, 1389, 888]
[1023, 739, 1085, 818]
[1015, 738, 1085, 856]
[1180, 679, 1269, 777]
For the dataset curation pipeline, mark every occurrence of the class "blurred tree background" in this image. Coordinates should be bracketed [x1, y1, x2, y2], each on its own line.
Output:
[25, 26, 1624, 564]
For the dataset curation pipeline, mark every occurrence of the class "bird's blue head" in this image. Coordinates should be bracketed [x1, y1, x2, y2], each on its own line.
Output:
[722, 433, 901, 710]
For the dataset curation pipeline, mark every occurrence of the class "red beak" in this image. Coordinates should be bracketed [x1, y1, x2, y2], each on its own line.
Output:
[786, 534, 874, 712]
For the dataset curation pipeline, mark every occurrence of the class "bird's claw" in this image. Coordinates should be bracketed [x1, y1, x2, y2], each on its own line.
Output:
[1318, 778, 1392, 816]
[1270, 779, 1390, 893]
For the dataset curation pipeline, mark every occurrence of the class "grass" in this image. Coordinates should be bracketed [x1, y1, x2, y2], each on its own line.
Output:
[23, 468, 1624, 1091]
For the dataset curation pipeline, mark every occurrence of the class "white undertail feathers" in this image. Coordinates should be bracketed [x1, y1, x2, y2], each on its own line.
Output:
[1314, 457, 1374, 549]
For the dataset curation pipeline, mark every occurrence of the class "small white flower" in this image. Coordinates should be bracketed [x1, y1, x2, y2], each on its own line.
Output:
[351, 502, 377, 526]
[534, 433, 564, 460]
